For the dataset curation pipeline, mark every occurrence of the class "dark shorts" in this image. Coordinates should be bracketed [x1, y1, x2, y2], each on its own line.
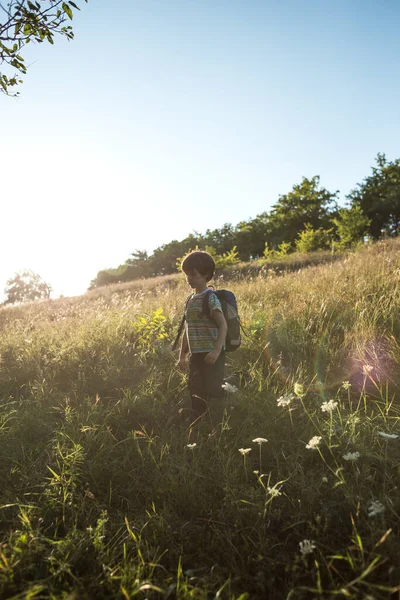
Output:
[188, 351, 225, 417]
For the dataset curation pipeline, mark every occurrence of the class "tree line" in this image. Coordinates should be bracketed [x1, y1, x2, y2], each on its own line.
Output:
[89, 153, 400, 289]
[2, 153, 399, 304]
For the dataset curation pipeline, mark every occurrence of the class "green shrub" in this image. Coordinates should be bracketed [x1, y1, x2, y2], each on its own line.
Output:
[295, 224, 333, 253]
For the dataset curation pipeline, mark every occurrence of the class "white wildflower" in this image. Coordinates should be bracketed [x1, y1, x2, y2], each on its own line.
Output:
[252, 437, 268, 444]
[277, 393, 295, 407]
[342, 451, 360, 461]
[253, 470, 259, 475]
[378, 431, 399, 440]
[267, 486, 282, 497]
[362, 364, 373, 375]
[306, 435, 322, 450]
[222, 382, 238, 393]
[186, 443, 197, 449]
[322, 476, 328, 483]
[321, 399, 338, 413]
[367, 500, 385, 518]
[238, 448, 252, 455]
[342, 381, 351, 390]
[299, 539, 316, 556]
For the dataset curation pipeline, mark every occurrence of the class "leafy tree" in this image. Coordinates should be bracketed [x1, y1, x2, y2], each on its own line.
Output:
[4, 270, 51, 304]
[203, 223, 234, 255]
[88, 269, 121, 290]
[266, 176, 338, 248]
[0, 0, 87, 95]
[233, 215, 269, 260]
[332, 205, 371, 248]
[125, 250, 152, 278]
[126, 250, 149, 266]
[347, 154, 400, 239]
[151, 236, 201, 275]
[295, 225, 334, 253]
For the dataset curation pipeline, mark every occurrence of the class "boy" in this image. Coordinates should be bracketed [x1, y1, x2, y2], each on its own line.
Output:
[178, 251, 228, 419]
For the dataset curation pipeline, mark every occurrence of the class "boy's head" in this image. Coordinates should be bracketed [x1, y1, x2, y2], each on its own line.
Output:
[181, 251, 215, 283]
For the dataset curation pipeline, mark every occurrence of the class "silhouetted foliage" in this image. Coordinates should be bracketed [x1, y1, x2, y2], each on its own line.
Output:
[4, 270, 51, 304]
[0, 0, 88, 95]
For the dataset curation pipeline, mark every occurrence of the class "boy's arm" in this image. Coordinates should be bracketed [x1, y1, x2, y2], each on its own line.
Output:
[178, 329, 189, 371]
[180, 328, 189, 358]
[204, 309, 227, 364]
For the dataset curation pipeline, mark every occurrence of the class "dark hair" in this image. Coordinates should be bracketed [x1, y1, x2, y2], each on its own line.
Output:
[181, 251, 215, 281]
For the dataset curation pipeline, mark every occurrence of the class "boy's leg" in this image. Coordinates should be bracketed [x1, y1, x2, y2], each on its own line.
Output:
[188, 353, 208, 418]
[204, 351, 225, 398]
[204, 351, 226, 425]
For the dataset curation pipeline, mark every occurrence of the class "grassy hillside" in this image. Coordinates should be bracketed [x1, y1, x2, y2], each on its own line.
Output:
[0, 240, 399, 599]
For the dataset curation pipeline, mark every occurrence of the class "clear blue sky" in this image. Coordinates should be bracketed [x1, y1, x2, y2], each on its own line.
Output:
[1, 0, 400, 297]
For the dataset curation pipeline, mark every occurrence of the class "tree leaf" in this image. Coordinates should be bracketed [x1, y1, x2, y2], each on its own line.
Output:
[62, 2, 73, 19]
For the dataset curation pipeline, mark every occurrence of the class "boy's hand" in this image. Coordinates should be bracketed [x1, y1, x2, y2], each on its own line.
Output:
[204, 349, 221, 365]
[177, 356, 187, 372]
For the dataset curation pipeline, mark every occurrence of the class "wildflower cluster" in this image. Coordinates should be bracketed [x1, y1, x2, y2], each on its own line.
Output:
[321, 399, 338, 413]
[342, 451, 360, 461]
[299, 539, 316, 556]
[277, 393, 295, 407]
[306, 436, 322, 450]
[238, 448, 251, 455]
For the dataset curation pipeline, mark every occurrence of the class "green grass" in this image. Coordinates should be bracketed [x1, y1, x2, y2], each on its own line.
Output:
[0, 240, 399, 599]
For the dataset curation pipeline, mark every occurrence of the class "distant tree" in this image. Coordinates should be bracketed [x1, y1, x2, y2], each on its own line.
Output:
[151, 238, 198, 275]
[332, 205, 371, 247]
[0, 0, 88, 95]
[125, 250, 152, 278]
[347, 154, 400, 239]
[233, 215, 269, 260]
[126, 250, 149, 265]
[88, 269, 120, 290]
[202, 223, 235, 255]
[266, 176, 339, 248]
[4, 270, 51, 304]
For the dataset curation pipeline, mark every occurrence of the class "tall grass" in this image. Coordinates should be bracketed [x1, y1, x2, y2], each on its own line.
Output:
[0, 240, 399, 599]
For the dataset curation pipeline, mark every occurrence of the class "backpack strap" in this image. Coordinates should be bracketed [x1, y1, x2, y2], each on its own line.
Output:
[172, 293, 193, 351]
[201, 289, 213, 320]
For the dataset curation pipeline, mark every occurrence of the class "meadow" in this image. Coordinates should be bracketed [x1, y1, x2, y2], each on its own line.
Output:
[0, 241, 399, 599]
